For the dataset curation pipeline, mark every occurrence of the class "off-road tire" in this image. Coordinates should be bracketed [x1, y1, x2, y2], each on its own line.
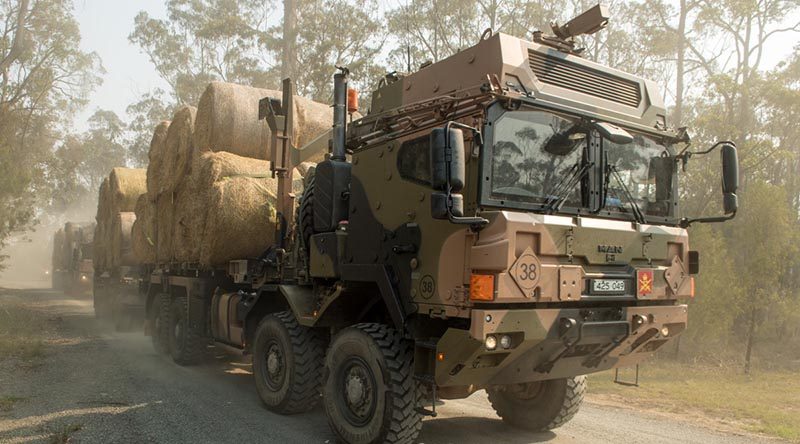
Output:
[323, 323, 422, 444]
[487, 376, 586, 431]
[150, 293, 170, 354]
[168, 296, 205, 365]
[298, 173, 316, 251]
[252, 311, 325, 414]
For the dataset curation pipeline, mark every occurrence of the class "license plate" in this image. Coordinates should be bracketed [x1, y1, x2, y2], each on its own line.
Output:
[592, 279, 626, 293]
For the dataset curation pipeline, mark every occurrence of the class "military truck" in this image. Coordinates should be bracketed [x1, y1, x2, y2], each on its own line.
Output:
[51, 222, 95, 294]
[143, 5, 739, 443]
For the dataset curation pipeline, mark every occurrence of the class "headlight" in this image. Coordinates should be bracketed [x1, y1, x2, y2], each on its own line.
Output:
[81, 275, 87, 281]
[499, 335, 512, 349]
[485, 335, 497, 350]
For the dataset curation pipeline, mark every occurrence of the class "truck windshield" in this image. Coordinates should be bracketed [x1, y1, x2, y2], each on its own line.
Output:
[487, 109, 676, 220]
[490, 110, 585, 207]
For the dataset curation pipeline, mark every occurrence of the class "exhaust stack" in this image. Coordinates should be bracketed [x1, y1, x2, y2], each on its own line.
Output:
[332, 67, 348, 161]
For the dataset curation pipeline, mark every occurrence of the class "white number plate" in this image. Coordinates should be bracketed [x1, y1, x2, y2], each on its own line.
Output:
[592, 279, 626, 293]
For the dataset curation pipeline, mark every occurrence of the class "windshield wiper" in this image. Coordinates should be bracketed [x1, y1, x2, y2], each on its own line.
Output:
[606, 164, 646, 224]
[543, 161, 594, 213]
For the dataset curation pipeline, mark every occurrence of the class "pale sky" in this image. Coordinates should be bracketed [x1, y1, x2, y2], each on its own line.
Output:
[74, 0, 169, 130]
[72, 1, 799, 131]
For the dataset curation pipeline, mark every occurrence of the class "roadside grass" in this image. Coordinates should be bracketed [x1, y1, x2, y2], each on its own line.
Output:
[47, 423, 82, 444]
[588, 360, 800, 442]
[0, 396, 25, 412]
[0, 305, 46, 360]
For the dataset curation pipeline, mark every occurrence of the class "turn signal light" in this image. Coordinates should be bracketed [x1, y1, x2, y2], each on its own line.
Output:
[347, 88, 359, 114]
[470, 274, 495, 301]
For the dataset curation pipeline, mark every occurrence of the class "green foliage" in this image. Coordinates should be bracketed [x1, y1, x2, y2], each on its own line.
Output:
[0, 0, 101, 268]
[126, 89, 173, 167]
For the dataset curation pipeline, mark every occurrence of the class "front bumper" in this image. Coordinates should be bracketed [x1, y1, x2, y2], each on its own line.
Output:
[434, 304, 687, 388]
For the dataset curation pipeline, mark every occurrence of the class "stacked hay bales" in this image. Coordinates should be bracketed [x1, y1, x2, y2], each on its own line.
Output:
[94, 168, 146, 273]
[134, 81, 331, 268]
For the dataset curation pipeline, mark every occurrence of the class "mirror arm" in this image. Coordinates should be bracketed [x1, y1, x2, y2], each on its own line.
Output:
[448, 212, 490, 228]
[679, 211, 736, 229]
[677, 140, 736, 161]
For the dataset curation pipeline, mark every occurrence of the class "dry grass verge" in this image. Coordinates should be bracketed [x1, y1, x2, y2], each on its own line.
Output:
[0, 305, 46, 361]
[588, 360, 800, 442]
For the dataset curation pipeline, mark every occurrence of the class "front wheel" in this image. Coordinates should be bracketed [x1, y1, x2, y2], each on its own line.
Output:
[323, 323, 422, 444]
[252, 311, 325, 414]
[487, 376, 586, 431]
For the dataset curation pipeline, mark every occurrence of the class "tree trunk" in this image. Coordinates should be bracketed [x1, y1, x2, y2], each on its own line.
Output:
[281, 0, 297, 81]
[743, 305, 756, 375]
[674, 0, 687, 127]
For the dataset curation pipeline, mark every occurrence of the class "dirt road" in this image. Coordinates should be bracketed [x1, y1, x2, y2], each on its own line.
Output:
[0, 289, 779, 443]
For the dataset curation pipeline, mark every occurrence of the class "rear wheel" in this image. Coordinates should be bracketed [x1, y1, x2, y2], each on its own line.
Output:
[487, 376, 586, 431]
[323, 323, 422, 444]
[252, 311, 325, 414]
[168, 296, 205, 365]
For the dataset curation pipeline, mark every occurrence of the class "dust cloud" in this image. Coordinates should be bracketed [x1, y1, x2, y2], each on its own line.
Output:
[0, 198, 97, 289]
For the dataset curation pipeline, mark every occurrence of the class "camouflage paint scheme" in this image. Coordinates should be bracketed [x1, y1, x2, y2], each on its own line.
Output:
[304, 32, 691, 397]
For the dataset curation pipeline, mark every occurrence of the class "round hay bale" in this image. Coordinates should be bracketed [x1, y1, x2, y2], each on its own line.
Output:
[155, 194, 175, 264]
[172, 174, 205, 263]
[193, 82, 333, 160]
[161, 106, 198, 194]
[199, 176, 278, 267]
[111, 212, 137, 268]
[109, 167, 147, 214]
[195, 151, 272, 190]
[132, 194, 156, 264]
[147, 120, 170, 200]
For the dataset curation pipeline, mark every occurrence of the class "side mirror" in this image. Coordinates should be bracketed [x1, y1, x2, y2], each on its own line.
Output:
[721, 143, 738, 214]
[430, 127, 465, 192]
[679, 141, 740, 228]
[429, 123, 488, 228]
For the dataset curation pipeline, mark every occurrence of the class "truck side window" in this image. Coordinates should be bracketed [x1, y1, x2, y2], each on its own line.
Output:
[397, 136, 431, 185]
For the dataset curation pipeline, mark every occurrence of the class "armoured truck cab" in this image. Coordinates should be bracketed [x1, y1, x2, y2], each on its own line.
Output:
[299, 7, 737, 409]
[146, 6, 739, 443]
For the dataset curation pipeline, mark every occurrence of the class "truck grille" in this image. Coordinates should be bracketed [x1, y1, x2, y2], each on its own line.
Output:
[528, 50, 642, 108]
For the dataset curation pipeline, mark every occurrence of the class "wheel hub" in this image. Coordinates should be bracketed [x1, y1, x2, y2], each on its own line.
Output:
[263, 341, 285, 390]
[267, 346, 281, 376]
[345, 372, 366, 405]
[338, 358, 376, 426]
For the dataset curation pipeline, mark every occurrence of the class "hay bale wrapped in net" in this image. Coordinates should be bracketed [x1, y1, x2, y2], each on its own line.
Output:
[110, 212, 137, 268]
[132, 194, 156, 264]
[193, 82, 333, 160]
[172, 152, 272, 263]
[167, 151, 307, 266]
[199, 176, 278, 266]
[160, 106, 198, 194]
[109, 167, 147, 215]
[146, 120, 170, 199]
